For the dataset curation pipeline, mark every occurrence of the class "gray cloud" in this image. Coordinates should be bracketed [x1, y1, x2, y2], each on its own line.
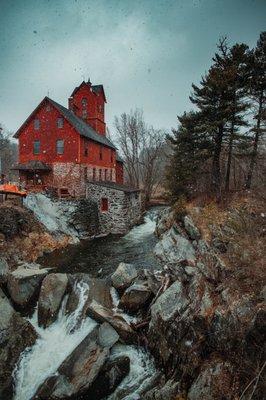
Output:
[0, 0, 265, 134]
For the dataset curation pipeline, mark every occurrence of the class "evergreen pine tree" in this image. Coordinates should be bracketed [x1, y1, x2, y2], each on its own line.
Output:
[245, 31, 266, 189]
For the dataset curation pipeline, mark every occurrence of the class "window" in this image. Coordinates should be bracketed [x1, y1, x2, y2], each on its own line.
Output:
[99, 146, 103, 160]
[93, 168, 96, 181]
[34, 119, 40, 130]
[84, 140, 89, 156]
[101, 198, 108, 212]
[104, 169, 107, 181]
[82, 109, 87, 118]
[57, 117, 64, 128]
[56, 139, 64, 154]
[33, 140, 40, 154]
[84, 166, 88, 179]
[81, 97, 87, 107]
[46, 104, 51, 111]
[99, 169, 102, 181]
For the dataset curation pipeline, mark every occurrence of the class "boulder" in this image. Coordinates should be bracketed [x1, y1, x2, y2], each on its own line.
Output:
[35, 324, 119, 399]
[188, 360, 234, 400]
[183, 215, 201, 240]
[87, 300, 137, 343]
[143, 379, 179, 400]
[155, 207, 173, 238]
[119, 283, 152, 312]
[7, 263, 49, 309]
[0, 257, 9, 284]
[85, 356, 130, 399]
[150, 281, 190, 324]
[154, 227, 196, 266]
[98, 322, 120, 348]
[0, 288, 37, 398]
[38, 273, 68, 328]
[66, 275, 113, 319]
[111, 263, 138, 291]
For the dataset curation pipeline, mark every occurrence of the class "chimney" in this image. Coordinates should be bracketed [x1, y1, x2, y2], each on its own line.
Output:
[68, 97, 74, 111]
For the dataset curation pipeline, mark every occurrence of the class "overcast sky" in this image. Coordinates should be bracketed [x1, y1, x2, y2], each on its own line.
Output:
[0, 0, 265, 136]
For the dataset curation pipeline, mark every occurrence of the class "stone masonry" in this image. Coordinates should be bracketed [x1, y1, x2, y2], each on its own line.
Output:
[86, 182, 142, 235]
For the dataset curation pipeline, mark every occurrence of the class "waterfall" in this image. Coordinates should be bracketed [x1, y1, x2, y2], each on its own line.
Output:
[13, 282, 97, 400]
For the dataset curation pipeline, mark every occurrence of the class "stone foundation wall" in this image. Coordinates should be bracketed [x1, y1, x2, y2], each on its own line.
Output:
[86, 183, 142, 235]
[53, 163, 86, 197]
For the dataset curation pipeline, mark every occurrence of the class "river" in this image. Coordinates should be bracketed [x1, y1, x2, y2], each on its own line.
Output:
[38, 207, 162, 276]
[13, 207, 163, 400]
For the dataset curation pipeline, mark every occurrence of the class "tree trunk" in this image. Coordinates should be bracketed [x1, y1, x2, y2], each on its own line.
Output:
[225, 121, 235, 192]
[212, 125, 224, 200]
[245, 92, 263, 189]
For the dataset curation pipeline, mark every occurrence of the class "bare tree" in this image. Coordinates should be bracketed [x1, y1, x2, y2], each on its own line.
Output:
[114, 109, 166, 203]
[0, 124, 18, 179]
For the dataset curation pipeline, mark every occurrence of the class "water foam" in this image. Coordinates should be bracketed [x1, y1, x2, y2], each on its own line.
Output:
[13, 282, 97, 400]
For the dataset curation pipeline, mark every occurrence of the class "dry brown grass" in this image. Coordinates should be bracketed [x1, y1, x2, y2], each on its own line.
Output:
[188, 189, 266, 293]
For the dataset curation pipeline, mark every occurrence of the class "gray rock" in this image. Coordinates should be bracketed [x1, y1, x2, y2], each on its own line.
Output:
[188, 360, 233, 400]
[7, 263, 49, 308]
[38, 273, 68, 328]
[154, 227, 196, 266]
[143, 379, 179, 400]
[119, 283, 152, 312]
[0, 257, 9, 283]
[184, 215, 201, 240]
[150, 281, 190, 323]
[111, 262, 138, 291]
[0, 288, 37, 398]
[66, 275, 113, 318]
[98, 322, 120, 348]
[34, 325, 109, 399]
[87, 300, 137, 343]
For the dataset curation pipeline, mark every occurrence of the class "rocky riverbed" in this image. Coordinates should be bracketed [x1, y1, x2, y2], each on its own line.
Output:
[0, 205, 265, 399]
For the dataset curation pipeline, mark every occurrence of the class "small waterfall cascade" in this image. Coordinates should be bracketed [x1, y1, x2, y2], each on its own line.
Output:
[13, 282, 97, 400]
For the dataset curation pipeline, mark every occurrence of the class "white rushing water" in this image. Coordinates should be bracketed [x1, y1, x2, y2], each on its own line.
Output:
[123, 210, 158, 242]
[108, 344, 157, 400]
[13, 282, 97, 400]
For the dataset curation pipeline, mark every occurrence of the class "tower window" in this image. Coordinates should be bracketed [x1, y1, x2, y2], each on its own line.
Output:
[56, 139, 64, 154]
[81, 97, 87, 107]
[82, 109, 87, 118]
[33, 140, 40, 154]
[57, 117, 64, 128]
[34, 119, 40, 130]
[101, 198, 108, 212]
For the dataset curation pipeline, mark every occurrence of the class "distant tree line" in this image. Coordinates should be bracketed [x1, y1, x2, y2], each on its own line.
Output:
[0, 124, 18, 180]
[166, 32, 266, 202]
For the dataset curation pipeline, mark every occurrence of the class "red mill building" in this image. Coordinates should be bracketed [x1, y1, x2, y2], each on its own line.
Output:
[13, 80, 125, 197]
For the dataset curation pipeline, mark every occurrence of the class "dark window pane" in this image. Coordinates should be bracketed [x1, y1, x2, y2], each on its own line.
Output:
[56, 139, 64, 154]
[33, 140, 40, 154]
[34, 119, 40, 130]
[57, 117, 64, 128]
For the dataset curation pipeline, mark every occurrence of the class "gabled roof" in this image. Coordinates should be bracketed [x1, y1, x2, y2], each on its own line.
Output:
[70, 81, 107, 102]
[14, 97, 116, 150]
[116, 154, 124, 163]
[48, 98, 115, 149]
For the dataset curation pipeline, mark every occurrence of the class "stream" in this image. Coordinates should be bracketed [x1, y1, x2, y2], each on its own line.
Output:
[38, 207, 162, 276]
[13, 207, 163, 400]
